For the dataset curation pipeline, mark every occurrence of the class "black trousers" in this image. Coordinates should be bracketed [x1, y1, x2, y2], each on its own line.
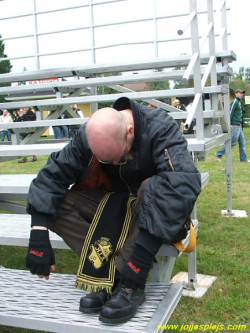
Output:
[48, 179, 149, 273]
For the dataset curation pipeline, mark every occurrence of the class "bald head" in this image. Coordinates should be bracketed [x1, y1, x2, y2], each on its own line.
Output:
[86, 107, 127, 161]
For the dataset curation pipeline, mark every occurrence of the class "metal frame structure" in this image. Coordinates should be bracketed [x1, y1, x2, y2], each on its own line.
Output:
[0, 0, 235, 330]
[0, 0, 234, 213]
[0, 0, 228, 70]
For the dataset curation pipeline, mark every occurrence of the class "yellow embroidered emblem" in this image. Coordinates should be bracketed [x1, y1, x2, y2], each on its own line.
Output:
[88, 237, 113, 269]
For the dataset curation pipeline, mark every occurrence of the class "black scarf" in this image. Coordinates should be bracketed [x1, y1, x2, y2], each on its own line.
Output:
[76, 192, 136, 293]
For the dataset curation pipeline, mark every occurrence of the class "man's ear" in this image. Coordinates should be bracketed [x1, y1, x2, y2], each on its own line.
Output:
[128, 125, 134, 134]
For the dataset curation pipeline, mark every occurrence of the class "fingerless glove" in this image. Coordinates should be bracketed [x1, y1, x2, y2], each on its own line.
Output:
[26, 229, 55, 277]
[120, 245, 154, 290]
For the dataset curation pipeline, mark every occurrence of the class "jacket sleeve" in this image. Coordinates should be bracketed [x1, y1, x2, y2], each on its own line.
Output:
[230, 99, 237, 122]
[138, 120, 201, 244]
[26, 126, 91, 218]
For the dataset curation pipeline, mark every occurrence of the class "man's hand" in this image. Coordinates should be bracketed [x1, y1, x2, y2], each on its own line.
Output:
[120, 245, 154, 290]
[26, 228, 55, 280]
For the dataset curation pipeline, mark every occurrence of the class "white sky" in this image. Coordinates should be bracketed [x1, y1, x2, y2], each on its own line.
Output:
[227, 0, 250, 72]
[0, 0, 249, 74]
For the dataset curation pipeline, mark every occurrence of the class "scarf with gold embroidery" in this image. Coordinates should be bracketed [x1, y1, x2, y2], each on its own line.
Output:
[75, 192, 136, 293]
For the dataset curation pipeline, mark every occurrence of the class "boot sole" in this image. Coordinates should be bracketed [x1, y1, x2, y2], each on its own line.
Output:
[99, 310, 136, 324]
[99, 293, 146, 324]
[79, 306, 102, 314]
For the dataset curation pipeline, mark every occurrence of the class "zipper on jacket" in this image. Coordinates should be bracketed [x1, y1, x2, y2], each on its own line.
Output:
[164, 148, 175, 171]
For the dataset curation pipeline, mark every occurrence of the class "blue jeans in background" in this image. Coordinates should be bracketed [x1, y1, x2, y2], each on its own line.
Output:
[1, 130, 11, 141]
[60, 125, 69, 138]
[53, 126, 63, 139]
[216, 125, 248, 161]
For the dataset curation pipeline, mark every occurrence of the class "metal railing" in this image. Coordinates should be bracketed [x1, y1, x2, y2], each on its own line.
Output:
[0, 0, 228, 72]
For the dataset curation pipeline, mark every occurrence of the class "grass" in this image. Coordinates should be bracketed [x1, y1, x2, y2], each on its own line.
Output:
[0, 128, 250, 333]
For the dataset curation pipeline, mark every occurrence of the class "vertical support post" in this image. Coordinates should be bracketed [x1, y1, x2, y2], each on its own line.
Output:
[220, 0, 232, 214]
[225, 138, 233, 213]
[89, 0, 98, 114]
[89, 0, 96, 65]
[220, 0, 228, 54]
[36, 110, 42, 120]
[152, 0, 158, 57]
[186, 249, 197, 290]
[32, 0, 40, 70]
[90, 87, 98, 114]
[189, 0, 204, 141]
[207, 0, 218, 109]
[11, 133, 20, 145]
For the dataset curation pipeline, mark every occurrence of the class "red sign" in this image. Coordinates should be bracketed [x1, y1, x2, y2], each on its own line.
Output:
[28, 78, 60, 85]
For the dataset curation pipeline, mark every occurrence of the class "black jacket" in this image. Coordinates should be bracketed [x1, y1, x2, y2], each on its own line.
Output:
[27, 97, 201, 245]
[15, 109, 36, 122]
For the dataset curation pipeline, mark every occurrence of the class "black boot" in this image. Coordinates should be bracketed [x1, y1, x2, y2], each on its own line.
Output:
[79, 289, 110, 313]
[99, 285, 145, 324]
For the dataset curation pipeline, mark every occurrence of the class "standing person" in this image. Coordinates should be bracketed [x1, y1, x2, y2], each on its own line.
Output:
[25, 97, 201, 324]
[15, 107, 38, 163]
[0, 109, 13, 141]
[68, 108, 80, 139]
[185, 100, 195, 134]
[186, 100, 193, 112]
[59, 113, 69, 139]
[216, 89, 249, 162]
[173, 99, 186, 130]
[52, 123, 63, 139]
[52, 114, 68, 139]
[12, 110, 18, 121]
[173, 99, 186, 111]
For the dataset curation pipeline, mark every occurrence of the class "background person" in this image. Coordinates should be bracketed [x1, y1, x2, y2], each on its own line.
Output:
[173, 99, 186, 111]
[59, 113, 69, 139]
[0, 109, 13, 141]
[216, 89, 249, 162]
[173, 99, 186, 129]
[68, 108, 81, 139]
[186, 100, 193, 112]
[15, 107, 38, 163]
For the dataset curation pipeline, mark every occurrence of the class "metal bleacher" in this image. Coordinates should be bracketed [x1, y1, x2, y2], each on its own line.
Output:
[0, 0, 234, 332]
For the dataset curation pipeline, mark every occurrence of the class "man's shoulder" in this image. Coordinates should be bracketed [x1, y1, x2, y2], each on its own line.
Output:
[231, 97, 239, 106]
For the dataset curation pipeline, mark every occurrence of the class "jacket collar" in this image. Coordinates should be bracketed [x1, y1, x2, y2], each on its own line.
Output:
[113, 97, 141, 141]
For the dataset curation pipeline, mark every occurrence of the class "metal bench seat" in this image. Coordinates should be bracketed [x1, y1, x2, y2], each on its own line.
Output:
[0, 143, 68, 162]
[0, 172, 209, 214]
[0, 213, 198, 254]
[0, 267, 182, 333]
[0, 214, 69, 249]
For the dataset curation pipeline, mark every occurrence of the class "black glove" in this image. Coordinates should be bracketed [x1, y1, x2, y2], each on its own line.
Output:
[26, 229, 55, 277]
[120, 245, 154, 290]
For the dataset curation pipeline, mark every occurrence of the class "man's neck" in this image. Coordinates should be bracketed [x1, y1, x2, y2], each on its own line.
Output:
[120, 109, 134, 127]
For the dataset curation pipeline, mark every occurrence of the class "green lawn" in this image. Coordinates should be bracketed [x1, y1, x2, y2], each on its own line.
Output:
[0, 128, 250, 333]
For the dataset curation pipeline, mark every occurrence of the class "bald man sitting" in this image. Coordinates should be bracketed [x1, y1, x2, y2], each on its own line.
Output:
[26, 97, 201, 324]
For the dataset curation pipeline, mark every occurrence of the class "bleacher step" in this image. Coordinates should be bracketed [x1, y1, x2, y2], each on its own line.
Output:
[0, 268, 182, 333]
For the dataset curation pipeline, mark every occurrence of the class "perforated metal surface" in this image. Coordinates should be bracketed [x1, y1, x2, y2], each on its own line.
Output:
[0, 268, 182, 333]
[0, 214, 69, 249]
